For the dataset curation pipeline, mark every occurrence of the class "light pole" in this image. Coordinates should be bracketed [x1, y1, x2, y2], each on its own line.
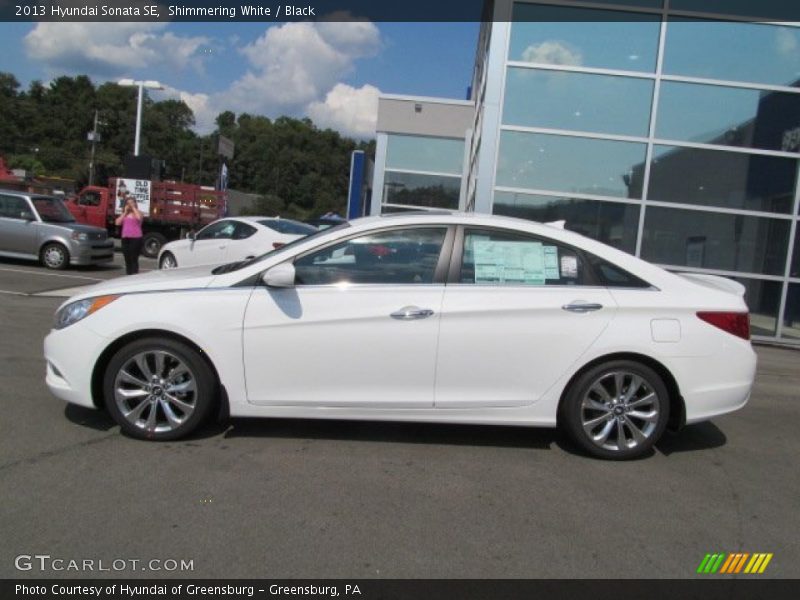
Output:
[117, 78, 163, 156]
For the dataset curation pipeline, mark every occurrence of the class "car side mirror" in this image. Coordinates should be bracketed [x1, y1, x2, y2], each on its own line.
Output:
[187, 231, 196, 241]
[20, 211, 35, 221]
[261, 262, 296, 288]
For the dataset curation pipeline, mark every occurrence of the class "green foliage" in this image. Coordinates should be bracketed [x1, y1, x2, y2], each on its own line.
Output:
[0, 71, 374, 219]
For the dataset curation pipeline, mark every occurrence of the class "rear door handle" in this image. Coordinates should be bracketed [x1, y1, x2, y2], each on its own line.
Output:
[562, 302, 604, 313]
[390, 306, 435, 320]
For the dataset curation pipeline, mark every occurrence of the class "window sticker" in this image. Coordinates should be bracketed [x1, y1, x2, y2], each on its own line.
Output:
[473, 240, 546, 285]
[560, 255, 579, 278]
[544, 246, 560, 280]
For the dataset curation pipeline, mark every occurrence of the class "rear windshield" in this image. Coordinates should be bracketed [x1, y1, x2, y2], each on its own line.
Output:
[259, 219, 318, 235]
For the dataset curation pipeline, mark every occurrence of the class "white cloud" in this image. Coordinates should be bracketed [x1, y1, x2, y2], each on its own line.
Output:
[224, 19, 381, 114]
[24, 22, 209, 75]
[307, 83, 381, 139]
[775, 27, 798, 57]
[521, 41, 582, 67]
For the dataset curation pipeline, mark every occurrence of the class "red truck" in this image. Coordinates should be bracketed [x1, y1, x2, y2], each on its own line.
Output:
[65, 178, 225, 258]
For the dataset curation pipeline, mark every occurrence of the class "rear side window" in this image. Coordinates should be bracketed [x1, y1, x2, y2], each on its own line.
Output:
[459, 228, 587, 286]
[587, 254, 651, 288]
[0, 195, 29, 219]
[259, 219, 318, 236]
[233, 222, 257, 240]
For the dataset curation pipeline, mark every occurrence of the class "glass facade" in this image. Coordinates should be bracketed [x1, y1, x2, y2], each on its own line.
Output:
[490, 1, 800, 343]
[382, 133, 464, 212]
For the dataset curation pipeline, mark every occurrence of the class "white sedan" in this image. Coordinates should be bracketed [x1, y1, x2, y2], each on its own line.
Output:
[44, 213, 756, 459]
[157, 216, 318, 269]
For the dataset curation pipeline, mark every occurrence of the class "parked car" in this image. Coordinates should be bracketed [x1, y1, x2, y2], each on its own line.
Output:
[44, 212, 756, 459]
[0, 189, 113, 270]
[157, 216, 318, 269]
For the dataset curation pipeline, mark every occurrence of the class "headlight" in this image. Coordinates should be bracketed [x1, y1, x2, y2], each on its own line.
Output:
[71, 231, 89, 242]
[53, 295, 119, 330]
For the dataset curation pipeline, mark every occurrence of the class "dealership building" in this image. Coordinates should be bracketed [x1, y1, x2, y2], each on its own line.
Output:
[369, 0, 800, 344]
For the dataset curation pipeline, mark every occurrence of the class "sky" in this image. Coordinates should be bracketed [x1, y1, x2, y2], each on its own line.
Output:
[0, 20, 480, 138]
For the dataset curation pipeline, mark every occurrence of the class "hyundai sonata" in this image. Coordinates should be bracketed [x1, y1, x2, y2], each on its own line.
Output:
[44, 213, 756, 459]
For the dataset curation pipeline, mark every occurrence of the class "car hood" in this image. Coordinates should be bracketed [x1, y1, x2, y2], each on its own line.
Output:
[48, 222, 108, 236]
[68, 265, 219, 301]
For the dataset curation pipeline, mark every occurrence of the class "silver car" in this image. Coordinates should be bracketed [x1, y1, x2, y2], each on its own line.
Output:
[0, 189, 114, 270]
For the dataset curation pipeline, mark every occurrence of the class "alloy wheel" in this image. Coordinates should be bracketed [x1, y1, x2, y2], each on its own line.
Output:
[43, 245, 67, 269]
[113, 350, 197, 434]
[580, 370, 660, 453]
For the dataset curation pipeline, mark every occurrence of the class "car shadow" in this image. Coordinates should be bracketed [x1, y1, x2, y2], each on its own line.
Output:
[224, 417, 558, 451]
[655, 422, 727, 455]
[64, 403, 117, 432]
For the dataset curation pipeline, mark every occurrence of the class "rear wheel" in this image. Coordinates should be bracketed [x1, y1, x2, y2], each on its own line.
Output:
[141, 232, 167, 258]
[561, 360, 669, 460]
[103, 337, 216, 441]
[159, 251, 177, 270]
[40, 242, 69, 270]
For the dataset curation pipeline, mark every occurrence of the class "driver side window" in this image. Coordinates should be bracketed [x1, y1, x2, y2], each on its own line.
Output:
[196, 220, 236, 241]
[294, 227, 447, 285]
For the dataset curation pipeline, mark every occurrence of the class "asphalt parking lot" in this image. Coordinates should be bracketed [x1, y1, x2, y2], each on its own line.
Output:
[1, 253, 798, 579]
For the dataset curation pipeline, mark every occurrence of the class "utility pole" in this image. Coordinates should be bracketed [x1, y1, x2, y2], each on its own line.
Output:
[87, 110, 101, 186]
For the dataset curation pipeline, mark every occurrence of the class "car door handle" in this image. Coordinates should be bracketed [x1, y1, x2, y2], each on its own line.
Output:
[562, 302, 604, 313]
[390, 306, 435, 320]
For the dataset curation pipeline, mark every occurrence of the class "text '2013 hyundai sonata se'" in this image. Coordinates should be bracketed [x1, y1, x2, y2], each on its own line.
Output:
[44, 213, 756, 459]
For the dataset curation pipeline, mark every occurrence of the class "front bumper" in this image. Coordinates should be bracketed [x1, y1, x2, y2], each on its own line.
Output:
[44, 323, 109, 409]
[69, 240, 114, 266]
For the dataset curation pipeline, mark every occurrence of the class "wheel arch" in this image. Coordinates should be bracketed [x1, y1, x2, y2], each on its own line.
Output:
[557, 352, 685, 432]
[91, 329, 227, 419]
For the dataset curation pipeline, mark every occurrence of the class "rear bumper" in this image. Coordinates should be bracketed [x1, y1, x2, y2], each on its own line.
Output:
[672, 342, 757, 424]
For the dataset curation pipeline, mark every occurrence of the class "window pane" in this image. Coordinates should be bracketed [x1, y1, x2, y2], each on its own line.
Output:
[503, 68, 654, 136]
[510, 4, 660, 72]
[670, 0, 800, 21]
[259, 219, 318, 235]
[664, 19, 800, 88]
[791, 233, 800, 278]
[641, 206, 790, 275]
[460, 228, 586, 286]
[731, 278, 782, 337]
[497, 131, 647, 198]
[386, 135, 465, 174]
[493, 191, 640, 254]
[647, 145, 797, 214]
[656, 82, 800, 153]
[784, 283, 800, 340]
[383, 171, 461, 209]
[294, 228, 447, 285]
[0, 195, 28, 218]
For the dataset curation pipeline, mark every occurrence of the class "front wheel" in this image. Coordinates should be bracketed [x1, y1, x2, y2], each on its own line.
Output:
[141, 232, 167, 259]
[103, 337, 217, 441]
[560, 360, 670, 460]
[40, 242, 69, 270]
[159, 251, 177, 270]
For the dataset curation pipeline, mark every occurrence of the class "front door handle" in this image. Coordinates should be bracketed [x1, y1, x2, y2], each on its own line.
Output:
[390, 306, 435, 320]
[562, 301, 604, 313]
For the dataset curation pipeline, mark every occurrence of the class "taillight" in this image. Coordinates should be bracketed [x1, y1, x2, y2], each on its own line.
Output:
[273, 242, 285, 249]
[696, 311, 750, 340]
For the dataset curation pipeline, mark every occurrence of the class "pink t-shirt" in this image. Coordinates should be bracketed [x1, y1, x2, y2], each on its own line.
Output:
[121, 214, 143, 238]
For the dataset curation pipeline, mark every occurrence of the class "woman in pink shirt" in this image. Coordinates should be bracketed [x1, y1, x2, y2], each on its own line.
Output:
[115, 195, 144, 275]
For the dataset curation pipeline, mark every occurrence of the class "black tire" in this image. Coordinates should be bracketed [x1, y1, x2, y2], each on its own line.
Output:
[103, 337, 217, 441]
[40, 242, 70, 270]
[159, 251, 178, 270]
[560, 360, 670, 460]
[141, 232, 167, 258]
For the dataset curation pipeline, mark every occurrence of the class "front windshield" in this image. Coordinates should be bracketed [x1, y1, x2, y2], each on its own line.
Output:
[31, 196, 75, 223]
[212, 222, 351, 275]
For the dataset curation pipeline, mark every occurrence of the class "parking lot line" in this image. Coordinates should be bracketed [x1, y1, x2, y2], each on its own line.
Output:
[0, 289, 29, 296]
[0, 266, 104, 281]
